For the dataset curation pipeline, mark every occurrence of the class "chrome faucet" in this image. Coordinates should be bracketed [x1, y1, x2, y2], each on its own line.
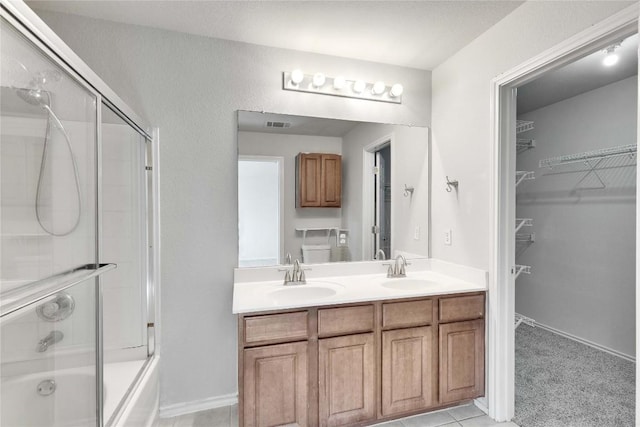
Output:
[284, 252, 292, 265]
[36, 331, 63, 353]
[375, 249, 386, 261]
[282, 259, 309, 285]
[384, 254, 410, 278]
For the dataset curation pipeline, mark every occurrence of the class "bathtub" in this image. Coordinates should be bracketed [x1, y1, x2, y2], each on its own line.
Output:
[0, 356, 159, 427]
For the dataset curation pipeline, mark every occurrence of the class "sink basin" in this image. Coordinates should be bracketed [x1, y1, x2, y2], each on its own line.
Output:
[381, 279, 439, 291]
[267, 282, 343, 304]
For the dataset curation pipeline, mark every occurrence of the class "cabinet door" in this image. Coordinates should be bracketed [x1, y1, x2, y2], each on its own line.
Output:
[243, 342, 308, 427]
[320, 154, 341, 207]
[319, 333, 375, 427]
[381, 326, 435, 416]
[439, 319, 484, 404]
[299, 153, 322, 207]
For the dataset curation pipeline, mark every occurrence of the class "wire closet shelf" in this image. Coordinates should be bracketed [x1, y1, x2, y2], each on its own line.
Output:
[539, 144, 637, 169]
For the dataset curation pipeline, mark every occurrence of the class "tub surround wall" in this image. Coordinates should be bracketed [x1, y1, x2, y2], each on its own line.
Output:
[516, 76, 637, 358]
[31, 8, 432, 410]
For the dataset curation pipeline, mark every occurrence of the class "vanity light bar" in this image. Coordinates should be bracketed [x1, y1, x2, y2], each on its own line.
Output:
[283, 70, 403, 104]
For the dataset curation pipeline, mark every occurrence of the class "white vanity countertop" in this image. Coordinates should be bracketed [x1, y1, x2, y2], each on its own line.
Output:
[232, 258, 488, 314]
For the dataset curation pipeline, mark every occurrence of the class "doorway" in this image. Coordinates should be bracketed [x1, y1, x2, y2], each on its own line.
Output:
[362, 135, 393, 261]
[375, 145, 392, 259]
[238, 156, 283, 267]
[489, 8, 639, 423]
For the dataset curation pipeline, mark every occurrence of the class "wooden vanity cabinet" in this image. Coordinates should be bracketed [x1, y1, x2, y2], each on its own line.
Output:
[238, 293, 485, 427]
[318, 305, 376, 426]
[297, 153, 342, 208]
[319, 333, 376, 427]
[380, 300, 437, 416]
[438, 295, 485, 404]
[243, 341, 309, 427]
[240, 311, 311, 427]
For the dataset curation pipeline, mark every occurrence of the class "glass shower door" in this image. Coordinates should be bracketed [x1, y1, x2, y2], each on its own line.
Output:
[100, 104, 151, 424]
[1, 16, 100, 427]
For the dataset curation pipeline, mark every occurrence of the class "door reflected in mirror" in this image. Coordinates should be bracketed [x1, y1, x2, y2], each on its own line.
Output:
[237, 111, 430, 267]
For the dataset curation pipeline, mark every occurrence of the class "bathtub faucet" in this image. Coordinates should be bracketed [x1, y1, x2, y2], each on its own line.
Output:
[36, 330, 63, 353]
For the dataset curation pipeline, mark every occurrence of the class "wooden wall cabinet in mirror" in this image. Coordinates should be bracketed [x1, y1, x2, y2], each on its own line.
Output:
[297, 153, 342, 208]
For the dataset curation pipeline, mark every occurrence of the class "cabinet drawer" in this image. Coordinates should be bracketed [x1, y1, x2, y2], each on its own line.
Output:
[318, 305, 374, 337]
[382, 299, 433, 329]
[439, 294, 485, 323]
[244, 311, 308, 345]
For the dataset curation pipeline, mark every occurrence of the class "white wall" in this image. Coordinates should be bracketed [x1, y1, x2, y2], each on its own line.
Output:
[342, 123, 430, 260]
[430, 1, 633, 270]
[515, 76, 637, 357]
[238, 131, 342, 261]
[32, 9, 432, 407]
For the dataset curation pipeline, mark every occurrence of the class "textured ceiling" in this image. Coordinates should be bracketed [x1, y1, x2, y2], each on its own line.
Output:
[27, 0, 524, 70]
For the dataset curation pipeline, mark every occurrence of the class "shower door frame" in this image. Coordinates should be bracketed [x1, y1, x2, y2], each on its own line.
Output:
[0, 2, 160, 426]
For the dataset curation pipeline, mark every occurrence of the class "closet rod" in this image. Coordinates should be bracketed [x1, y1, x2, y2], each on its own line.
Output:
[539, 143, 637, 169]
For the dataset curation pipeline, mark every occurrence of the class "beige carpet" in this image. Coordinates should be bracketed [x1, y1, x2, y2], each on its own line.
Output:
[515, 324, 635, 427]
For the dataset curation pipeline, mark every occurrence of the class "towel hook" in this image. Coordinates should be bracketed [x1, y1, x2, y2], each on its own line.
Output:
[446, 176, 458, 193]
[403, 184, 414, 197]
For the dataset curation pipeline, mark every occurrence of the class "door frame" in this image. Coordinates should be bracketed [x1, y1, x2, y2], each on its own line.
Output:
[488, 5, 638, 421]
[362, 134, 394, 260]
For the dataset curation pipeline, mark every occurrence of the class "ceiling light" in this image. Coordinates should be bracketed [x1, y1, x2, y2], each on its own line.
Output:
[352, 80, 366, 94]
[312, 73, 326, 88]
[390, 83, 404, 98]
[602, 44, 621, 67]
[333, 76, 346, 90]
[372, 81, 386, 95]
[290, 69, 304, 85]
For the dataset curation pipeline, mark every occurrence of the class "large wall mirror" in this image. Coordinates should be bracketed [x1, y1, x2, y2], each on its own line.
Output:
[237, 111, 430, 267]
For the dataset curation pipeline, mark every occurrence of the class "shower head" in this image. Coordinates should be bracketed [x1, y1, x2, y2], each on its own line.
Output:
[14, 69, 60, 107]
[16, 87, 49, 107]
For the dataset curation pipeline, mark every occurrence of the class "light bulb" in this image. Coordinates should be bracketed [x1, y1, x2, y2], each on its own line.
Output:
[353, 80, 366, 94]
[602, 44, 621, 67]
[603, 54, 619, 67]
[390, 83, 404, 98]
[312, 72, 326, 88]
[290, 69, 304, 85]
[333, 76, 346, 90]
[372, 81, 386, 95]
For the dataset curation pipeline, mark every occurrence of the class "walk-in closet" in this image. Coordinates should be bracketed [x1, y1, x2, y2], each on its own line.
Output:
[513, 34, 637, 427]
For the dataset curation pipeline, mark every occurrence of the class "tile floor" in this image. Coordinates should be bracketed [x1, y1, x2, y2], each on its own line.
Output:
[157, 403, 520, 427]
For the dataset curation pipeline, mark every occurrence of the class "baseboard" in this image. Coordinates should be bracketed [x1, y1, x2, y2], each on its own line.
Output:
[473, 397, 488, 414]
[159, 393, 238, 419]
[532, 321, 635, 363]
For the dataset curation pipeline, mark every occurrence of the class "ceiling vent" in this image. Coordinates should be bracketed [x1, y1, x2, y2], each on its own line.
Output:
[265, 121, 292, 129]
